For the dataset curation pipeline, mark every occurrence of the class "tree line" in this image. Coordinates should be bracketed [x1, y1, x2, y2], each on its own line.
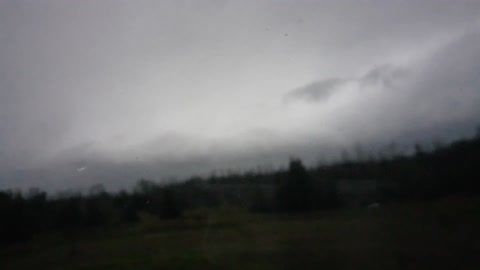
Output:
[1, 131, 479, 246]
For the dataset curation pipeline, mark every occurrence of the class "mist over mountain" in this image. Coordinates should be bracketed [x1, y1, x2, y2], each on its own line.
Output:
[1, 0, 480, 191]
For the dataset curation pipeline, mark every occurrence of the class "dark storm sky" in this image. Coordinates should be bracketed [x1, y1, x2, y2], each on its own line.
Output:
[1, 0, 480, 191]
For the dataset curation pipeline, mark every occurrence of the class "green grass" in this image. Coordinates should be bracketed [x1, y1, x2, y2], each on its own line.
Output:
[2, 197, 480, 270]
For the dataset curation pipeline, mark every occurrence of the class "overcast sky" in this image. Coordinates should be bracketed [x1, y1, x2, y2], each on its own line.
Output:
[1, 0, 480, 191]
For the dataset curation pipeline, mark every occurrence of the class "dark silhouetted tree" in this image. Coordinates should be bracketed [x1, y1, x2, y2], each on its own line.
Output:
[158, 187, 183, 219]
[276, 158, 314, 212]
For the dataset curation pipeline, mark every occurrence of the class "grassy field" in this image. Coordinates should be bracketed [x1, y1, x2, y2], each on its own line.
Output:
[1, 197, 480, 270]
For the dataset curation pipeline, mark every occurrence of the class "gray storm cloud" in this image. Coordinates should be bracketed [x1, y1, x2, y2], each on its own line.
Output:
[284, 65, 407, 103]
[1, 0, 480, 191]
[285, 79, 347, 103]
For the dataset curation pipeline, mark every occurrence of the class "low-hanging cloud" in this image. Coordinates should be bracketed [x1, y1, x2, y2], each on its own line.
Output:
[1, 0, 480, 191]
[285, 64, 408, 103]
[285, 78, 348, 103]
